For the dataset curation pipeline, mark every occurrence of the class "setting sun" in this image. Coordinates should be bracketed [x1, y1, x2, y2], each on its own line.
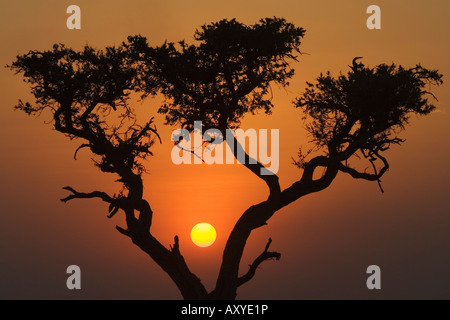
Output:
[190, 223, 217, 248]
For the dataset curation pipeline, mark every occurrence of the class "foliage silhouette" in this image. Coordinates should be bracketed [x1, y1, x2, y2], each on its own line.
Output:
[154, 17, 304, 132]
[294, 57, 443, 192]
[8, 17, 442, 299]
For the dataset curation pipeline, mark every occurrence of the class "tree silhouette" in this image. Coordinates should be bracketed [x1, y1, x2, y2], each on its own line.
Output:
[8, 17, 442, 300]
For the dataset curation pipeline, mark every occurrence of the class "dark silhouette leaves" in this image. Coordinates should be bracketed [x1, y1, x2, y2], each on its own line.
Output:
[153, 17, 305, 131]
[295, 58, 443, 189]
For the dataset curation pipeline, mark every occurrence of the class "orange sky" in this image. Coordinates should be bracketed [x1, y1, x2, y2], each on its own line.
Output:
[1, 0, 449, 299]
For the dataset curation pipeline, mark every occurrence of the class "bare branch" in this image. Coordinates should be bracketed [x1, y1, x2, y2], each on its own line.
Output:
[133, 117, 161, 145]
[108, 202, 121, 218]
[60, 186, 114, 203]
[116, 225, 131, 237]
[170, 235, 180, 254]
[73, 143, 90, 160]
[237, 238, 280, 287]
[368, 157, 383, 193]
[338, 152, 389, 193]
[175, 143, 205, 163]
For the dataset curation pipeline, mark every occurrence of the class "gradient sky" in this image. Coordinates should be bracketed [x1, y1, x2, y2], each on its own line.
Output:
[1, 0, 449, 299]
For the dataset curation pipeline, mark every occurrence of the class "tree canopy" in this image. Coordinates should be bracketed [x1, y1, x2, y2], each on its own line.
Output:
[153, 17, 305, 131]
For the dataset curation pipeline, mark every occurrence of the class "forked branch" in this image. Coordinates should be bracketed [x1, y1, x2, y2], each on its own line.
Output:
[60, 186, 115, 203]
[237, 238, 280, 287]
[338, 152, 389, 193]
[61, 186, 126, 218]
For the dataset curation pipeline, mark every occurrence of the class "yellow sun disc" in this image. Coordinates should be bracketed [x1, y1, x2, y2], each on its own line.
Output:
[190, 223, 216, 247]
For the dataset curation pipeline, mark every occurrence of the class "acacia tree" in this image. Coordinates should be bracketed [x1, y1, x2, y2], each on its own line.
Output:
[9, 17, 442, 300]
